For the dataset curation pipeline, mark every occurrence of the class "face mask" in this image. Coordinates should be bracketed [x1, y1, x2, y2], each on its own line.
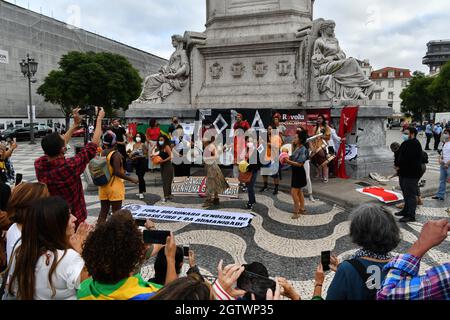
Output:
[136, 137, 142, 143]
[159, 141, 164, 146]
[403, 134, 409, 142]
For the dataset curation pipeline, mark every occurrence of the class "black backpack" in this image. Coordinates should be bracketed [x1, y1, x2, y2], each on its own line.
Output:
[422, 151, 429, 164]
[347, 259, 386, 300]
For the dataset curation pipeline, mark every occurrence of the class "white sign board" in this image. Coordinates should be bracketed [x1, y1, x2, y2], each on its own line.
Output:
[123, 204, 254, 229]
[0, 49, 9, 64]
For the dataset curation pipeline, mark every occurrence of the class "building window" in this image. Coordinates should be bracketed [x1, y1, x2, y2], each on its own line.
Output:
[375, 92, 381, 100]
[388, 92, 394, 100]
[388, 71, 395, 78]
[402, 80, 408, 87]
[389, 80, 394, 88]
[388, 103, 393, 108]
[399, 72, 404, 77]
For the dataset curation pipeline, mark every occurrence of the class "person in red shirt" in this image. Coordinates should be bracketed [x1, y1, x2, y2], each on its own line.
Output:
[146, 119, 161, 171]
[35, 108, 105, 225]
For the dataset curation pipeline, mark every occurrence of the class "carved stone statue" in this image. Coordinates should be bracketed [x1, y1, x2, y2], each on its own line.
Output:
[135, 35, 190, 103]
[312, 20, 383, 100]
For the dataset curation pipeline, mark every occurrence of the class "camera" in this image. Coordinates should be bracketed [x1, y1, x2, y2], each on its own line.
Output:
[79, 106, 97, 117]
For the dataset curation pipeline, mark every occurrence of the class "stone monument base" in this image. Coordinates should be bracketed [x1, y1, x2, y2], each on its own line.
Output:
[331, 102, 393, 179]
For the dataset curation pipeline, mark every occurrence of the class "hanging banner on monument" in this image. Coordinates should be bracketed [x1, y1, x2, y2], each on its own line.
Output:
[124, 204, 254, 229]
[172, 176, 240, 199]
[336, 106, 359, 179]
[273, 110, 307, 143]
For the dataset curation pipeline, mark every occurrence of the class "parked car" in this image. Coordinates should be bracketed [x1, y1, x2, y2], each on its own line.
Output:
[0, 127, 38, 141]
[23, 123, 53, 137]
[388, 120, 401, 129]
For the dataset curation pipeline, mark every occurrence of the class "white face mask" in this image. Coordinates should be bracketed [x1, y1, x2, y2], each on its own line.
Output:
[136, 137, 142, 143]
[159, 141, 164, 146]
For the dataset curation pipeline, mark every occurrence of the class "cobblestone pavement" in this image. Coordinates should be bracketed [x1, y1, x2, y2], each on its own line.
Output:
[10, 138, 450, 300]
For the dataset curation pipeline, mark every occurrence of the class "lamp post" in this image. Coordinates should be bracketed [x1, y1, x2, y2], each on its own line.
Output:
[19, 54, 38, 145]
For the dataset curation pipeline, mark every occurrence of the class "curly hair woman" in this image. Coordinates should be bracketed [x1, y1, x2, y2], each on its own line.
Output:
[78, 210, 169, 300]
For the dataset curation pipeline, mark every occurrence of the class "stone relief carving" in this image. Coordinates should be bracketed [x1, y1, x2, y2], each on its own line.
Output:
[134, 35, 189, 104]
[231, 62, 245, 78]
[311, 20, 383, 100]
[276, 60, 292, 76]
[253, 61, 268, 78]
[210, 62, 224, 79]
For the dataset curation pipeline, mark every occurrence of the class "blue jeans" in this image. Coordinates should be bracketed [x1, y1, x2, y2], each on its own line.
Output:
[246, 170, 259, 205]
[436, 165, 450, 199]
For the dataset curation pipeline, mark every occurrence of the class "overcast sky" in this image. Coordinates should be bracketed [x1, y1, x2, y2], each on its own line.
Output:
[6, 0, 450, 72]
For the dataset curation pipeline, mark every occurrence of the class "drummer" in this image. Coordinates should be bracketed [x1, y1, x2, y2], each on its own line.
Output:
[312, 115, 332, 183]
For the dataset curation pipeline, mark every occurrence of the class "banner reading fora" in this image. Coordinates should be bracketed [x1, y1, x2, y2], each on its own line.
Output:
[124, 204, 253, 229]
[172, 176, 240, 199]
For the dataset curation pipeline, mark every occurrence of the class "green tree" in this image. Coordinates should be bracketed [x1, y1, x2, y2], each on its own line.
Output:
[400, 71, 435, 122]
[429, 61, 450, 112]
[38, 51, 143, 126]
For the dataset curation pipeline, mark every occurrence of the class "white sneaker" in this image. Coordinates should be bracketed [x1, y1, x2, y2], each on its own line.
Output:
[139, 194, 145, 200]
[309, 195, 316, 202]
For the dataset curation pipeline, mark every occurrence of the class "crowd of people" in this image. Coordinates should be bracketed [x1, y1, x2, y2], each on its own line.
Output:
[0, 108, 448, 301]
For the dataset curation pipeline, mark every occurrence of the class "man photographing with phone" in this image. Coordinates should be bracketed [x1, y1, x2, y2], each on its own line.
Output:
[35, 107, 105, 226]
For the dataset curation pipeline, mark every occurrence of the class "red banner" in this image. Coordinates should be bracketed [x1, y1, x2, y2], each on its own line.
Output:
[336, 106, 359, 179]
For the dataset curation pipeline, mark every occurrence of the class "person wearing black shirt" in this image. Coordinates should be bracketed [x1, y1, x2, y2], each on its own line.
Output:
[110, 119, 128, 171]
[394, 127, 423, 223]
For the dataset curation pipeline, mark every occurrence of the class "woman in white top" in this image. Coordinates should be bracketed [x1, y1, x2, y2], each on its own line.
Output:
[5, 182, 50, 263]
[4, 196, 90, 300]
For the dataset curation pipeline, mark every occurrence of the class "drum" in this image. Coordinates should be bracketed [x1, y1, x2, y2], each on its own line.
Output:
[311, 143, 336, 169]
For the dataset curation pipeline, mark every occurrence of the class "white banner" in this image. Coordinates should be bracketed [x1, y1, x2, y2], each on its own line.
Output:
[0, 49, 8, 64]
[123, 204, 254, 229]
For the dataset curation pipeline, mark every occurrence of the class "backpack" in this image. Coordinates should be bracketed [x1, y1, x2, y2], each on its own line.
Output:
[88, 151, 115, 186]
[422, 151, 429, 164]
[347, 259, 387, 300]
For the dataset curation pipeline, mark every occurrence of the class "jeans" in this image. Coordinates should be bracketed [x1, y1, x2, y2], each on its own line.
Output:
[399, 176, 419, 219]
[436, 165, 450, 199]
[246, 170, 259, 205]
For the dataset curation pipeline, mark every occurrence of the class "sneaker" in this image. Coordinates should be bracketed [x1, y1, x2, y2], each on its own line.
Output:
[139, 194, 145, 200]
[309, 195, 316, 203]
[432, 196, 445, 201]
[246, 203, 254, 210]
[161, 199, 167, 203]
[399, 216, 416, 223]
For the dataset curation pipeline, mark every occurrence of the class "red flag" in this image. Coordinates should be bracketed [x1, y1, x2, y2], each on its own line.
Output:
[335, 106, 359, 179]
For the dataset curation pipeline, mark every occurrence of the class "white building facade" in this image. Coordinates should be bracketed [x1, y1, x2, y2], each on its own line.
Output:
[371, 67, 412, 116]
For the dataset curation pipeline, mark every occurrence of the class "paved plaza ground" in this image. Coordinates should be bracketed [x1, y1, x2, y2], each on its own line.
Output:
[10, 129, 449, 299]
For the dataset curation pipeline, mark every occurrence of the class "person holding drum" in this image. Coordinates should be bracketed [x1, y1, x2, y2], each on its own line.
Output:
[297, 127, 315, 202]
[311, 115, 334, 183]
[285, 131, 309, 219]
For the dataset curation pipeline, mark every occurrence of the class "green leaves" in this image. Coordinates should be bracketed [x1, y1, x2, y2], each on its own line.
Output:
[37, 51, 143, 117]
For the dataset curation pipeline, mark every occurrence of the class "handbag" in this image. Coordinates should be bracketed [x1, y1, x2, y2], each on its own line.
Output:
[238, 171, 253, 184]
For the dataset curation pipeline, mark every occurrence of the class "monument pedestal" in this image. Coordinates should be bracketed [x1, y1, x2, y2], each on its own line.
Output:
[126, 102, 197, 121]
[331, 102, 394, 179]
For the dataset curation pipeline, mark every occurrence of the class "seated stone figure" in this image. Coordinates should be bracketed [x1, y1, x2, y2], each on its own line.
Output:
[312, 20, 383, 100]
[135, 35, 190, 103]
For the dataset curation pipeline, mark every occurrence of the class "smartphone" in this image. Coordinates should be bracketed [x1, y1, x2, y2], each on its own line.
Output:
[142, 230, 170, 245]
[135, 219, 147, 227]
[321, 251, 331, 272]
[236, 271, 276, 299]
[15, 173, 23, 186]
[183, 245, 190, 257]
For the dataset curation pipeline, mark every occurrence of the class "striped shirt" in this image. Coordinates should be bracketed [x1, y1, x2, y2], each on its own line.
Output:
[377, 254, 450, 300]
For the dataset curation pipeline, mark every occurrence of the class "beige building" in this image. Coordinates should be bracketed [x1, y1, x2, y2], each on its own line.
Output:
[371, 67, 412, 116]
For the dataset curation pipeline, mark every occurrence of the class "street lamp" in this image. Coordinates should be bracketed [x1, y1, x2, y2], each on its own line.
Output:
[19, 54, 38, 145]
